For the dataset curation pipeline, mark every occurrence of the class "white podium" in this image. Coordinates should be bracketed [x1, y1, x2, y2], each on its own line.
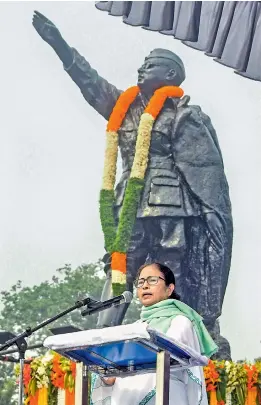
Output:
[44, 323, 209, 405]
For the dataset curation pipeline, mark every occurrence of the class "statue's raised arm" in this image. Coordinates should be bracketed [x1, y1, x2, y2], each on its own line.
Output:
[32, 11, 121, 120]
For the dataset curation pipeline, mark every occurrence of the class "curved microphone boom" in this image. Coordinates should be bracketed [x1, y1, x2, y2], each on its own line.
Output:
[81, 291, 133, 317]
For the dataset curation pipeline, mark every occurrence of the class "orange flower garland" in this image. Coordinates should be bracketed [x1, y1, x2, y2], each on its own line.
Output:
[21, 355, 261, 405]
[244, 364, 258, 404]
[204, 360, 226, 405]
[99, 85, 184, 294]
[111, 251, 127, 276]
[204, 360, 220, 391]
[51, 354, 65, 389]
[18, 352, 76, 405]
[106, 86, 140, 133]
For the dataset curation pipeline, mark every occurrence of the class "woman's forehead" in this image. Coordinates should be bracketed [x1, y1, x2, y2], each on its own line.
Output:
[140, 264, 161, 276]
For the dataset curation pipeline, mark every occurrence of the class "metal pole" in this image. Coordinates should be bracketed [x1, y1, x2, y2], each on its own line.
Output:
[18, 357, 24, 405]
[82, 365, 88, 405]
[0, 343, 43, 355]
[155, 351, 170, 405]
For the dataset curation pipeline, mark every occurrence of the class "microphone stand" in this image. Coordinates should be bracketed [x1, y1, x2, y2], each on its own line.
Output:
[0, 354, 32, 363]
[0, 343, 43, 355]
[0, 296, 96, 405]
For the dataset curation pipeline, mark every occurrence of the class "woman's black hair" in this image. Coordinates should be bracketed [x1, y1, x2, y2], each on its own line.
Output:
[136, 262, 181, 301]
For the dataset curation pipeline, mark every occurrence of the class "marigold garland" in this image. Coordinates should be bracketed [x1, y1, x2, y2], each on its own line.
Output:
[19, 356, 261, 405]
[16, 352, 76, 405]
[244, 364, 258, 404]
[99, 85, 184, 295]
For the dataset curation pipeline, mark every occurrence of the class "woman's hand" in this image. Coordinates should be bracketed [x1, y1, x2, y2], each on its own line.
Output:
[101, 377, 116, 386]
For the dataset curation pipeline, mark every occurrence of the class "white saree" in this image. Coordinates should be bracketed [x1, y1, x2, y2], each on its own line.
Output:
[91, 315, 208, 405]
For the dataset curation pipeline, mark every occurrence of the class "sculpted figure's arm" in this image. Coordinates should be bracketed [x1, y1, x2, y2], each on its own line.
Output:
[32, 11, 121, 120]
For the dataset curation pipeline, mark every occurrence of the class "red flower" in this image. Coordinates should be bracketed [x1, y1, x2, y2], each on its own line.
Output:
[206, 383, 216, 392]
[23, 364, 31, 386]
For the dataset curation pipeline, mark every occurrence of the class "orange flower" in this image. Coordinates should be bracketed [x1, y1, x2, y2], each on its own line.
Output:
[51, 370, 65, 389]
[65, 388, 75, 404]
[50, 354, 66, 389]
[23, 364, 31, 386]
[244, 364, 258, 390]
[204, 360, 220, 393]
[52, 354, 61, 368]
[206, 383, 216, 392]
[28, 391, 39, 405]
[145, 86, 184, 118]
[107, 86, 139, 131]
[111, 252, 127, 274]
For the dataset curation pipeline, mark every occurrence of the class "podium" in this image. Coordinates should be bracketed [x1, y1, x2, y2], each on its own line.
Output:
[44, 322, 209, 405]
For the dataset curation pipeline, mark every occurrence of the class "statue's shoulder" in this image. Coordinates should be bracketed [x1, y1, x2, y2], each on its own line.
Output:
[176, 95, 213, 125]
[177, 95, 202, 114]
[162, 95, 191, 119]
[175, 95, 220, 151]
[177, 95, 191, 109]
[171, 95, 216, 139]
[165, 96, 211, 130]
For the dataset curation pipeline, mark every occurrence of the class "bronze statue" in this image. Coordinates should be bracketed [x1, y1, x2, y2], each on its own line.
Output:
[32, 11, 233, 359]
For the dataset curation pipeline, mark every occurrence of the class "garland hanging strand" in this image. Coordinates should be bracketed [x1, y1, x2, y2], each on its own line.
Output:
[99, 86, 139, 255]
[99, 85, 184, 295]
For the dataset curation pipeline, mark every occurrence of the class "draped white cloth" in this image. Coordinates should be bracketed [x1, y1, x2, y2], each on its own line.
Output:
[91, 315, 208, 405]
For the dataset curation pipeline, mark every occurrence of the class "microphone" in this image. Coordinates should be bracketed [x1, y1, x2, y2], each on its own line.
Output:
[81, 291, 133, 317]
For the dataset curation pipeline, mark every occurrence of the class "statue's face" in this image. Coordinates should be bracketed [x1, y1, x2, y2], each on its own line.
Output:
[137, 57, 174, 93]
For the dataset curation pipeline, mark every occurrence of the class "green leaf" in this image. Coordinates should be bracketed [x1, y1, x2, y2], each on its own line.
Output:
[29, 378, 36, 396]
[99, 189, 116, 253]
[64, 373, 69, 389]
[114, 177, 144, 252]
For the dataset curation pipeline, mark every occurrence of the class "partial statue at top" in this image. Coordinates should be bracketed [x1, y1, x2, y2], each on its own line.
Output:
[33, 11, 233, 359]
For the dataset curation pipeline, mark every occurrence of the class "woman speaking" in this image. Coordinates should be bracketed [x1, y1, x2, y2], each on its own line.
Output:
[91, 262, 217, 405]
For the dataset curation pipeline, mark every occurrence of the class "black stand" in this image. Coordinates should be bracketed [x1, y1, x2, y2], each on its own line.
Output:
[16, 338, 27, 405]
[0, 296, 96, 405]
[0, 343, 43, 355]
[82, 365, 89, 405]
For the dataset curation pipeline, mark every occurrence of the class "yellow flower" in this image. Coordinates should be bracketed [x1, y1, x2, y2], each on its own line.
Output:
[37, 366, 46, 376]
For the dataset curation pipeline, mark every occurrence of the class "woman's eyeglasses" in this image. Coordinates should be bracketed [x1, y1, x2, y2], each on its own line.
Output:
[134, 276, 165, 288]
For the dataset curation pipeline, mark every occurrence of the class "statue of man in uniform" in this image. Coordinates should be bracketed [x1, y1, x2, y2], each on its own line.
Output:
[33, 11, 233, 358]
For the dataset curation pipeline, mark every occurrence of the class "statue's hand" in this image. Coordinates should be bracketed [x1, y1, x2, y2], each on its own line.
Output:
[204, 212, 224, 251]
[32, 11, 62, 47]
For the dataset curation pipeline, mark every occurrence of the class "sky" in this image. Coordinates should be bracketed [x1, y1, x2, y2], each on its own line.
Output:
[0, 1, 261, 360]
